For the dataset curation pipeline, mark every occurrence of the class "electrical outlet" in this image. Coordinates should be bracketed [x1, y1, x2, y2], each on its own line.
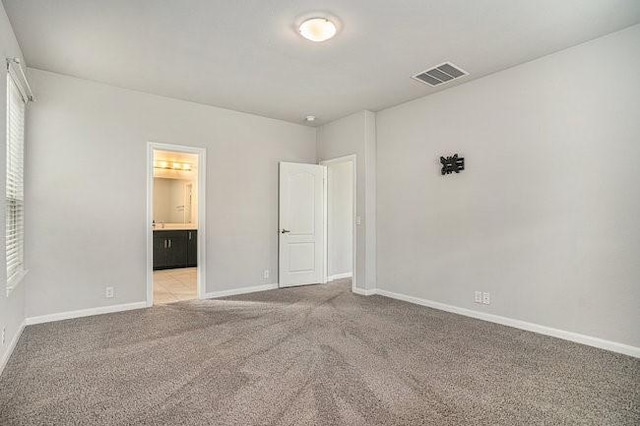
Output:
[105, 286, 114, 299]
[482, 292, 490, 305]
[263, 269, 270, 280]
[1, 327, 5, 345]
[474, 291, 482, 303]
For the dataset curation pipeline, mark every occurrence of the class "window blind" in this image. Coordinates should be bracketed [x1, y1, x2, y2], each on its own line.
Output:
[6, 73, 26, 290]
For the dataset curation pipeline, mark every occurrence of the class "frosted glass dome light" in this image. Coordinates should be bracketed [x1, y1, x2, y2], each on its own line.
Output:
[298, 18, 337, 42]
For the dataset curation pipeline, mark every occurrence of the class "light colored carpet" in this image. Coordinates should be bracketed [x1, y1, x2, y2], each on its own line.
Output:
[1, 280, 638, 425]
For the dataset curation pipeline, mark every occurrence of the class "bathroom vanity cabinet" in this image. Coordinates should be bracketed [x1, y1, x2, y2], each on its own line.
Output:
[153, 230, 197, 270]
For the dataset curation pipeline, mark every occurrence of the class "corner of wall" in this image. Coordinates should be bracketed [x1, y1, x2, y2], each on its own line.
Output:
[364, 111, 377, 291]
[314, 124, 322, 163]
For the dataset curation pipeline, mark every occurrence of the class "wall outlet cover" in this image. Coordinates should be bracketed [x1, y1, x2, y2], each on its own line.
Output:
[474, 291, 482, 303]
[263, 269, 270, 279]
[482, 292, 490, 305]
[106, 287, 115, 298]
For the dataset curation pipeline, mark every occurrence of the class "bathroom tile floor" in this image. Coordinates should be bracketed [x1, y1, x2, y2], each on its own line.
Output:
[153, 267, 197, 304]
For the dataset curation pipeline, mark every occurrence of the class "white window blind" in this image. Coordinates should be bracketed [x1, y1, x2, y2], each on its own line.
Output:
[6, 72, 26, 291]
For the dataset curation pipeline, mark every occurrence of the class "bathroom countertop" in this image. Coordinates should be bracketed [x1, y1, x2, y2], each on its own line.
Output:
[153, 224, 198, 231]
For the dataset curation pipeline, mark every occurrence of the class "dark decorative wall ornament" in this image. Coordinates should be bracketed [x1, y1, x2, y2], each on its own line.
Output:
[440, 154, 465, 175]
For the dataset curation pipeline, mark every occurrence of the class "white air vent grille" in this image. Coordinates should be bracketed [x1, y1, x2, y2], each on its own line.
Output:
[412, 62, 468, 87]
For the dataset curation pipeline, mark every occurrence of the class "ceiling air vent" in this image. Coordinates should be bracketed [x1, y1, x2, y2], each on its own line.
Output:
[412, 62, 468, 87]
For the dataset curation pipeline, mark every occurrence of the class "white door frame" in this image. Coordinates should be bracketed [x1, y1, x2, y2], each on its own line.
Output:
[320, 154, 357, 293]
[146, 142, 207, 306]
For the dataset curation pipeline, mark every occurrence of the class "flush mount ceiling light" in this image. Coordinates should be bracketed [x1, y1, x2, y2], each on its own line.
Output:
[298, 18, 337, 42]
[304, 115, 316, 122]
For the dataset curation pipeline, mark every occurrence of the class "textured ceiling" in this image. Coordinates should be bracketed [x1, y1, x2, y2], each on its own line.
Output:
[4, 0, 640, 125]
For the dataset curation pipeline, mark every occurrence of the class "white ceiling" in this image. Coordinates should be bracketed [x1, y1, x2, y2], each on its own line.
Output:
[4, 0, 640, 126]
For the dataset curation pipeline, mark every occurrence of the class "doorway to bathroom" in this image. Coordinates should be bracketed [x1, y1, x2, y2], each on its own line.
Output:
[146, 142, 206, 306]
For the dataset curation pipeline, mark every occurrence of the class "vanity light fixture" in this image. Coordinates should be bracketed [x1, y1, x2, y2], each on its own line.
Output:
[154, 161, 192, 172]
[298, 18, 337, 42]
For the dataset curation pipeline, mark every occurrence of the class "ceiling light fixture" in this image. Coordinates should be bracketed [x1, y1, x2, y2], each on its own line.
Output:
[298, 18, 337, 42]
[305, 115, 316, 122]
[154, 161, 192, 172]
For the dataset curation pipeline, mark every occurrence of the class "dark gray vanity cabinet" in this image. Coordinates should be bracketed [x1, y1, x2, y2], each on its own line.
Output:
[186, 230, 198, 267]
[153, 230, 197, 270]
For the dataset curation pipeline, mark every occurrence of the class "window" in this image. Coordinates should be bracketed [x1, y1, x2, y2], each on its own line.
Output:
[6, 72, 26, 293]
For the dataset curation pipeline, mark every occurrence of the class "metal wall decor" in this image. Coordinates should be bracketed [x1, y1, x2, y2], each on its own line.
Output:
[440, 154, 464, 175]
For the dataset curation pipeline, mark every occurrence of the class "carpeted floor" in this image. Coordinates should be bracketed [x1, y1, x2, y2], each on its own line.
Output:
[1, 280, 638, 425]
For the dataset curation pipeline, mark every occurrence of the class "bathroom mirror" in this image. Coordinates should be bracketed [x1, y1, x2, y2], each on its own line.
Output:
[153, 178, 194, 224]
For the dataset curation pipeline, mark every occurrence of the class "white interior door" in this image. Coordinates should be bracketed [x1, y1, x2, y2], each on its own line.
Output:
[279, 162, 325, 287]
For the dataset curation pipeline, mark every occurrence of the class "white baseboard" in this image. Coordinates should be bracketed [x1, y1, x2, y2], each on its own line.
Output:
[352, 287, 376, 296]
[375, 288, 640, 359]
[0, 320, 26, 377]
[203, 283, 279, 299]
[328, 272, 353, 281]
[25, 301, 148, 326]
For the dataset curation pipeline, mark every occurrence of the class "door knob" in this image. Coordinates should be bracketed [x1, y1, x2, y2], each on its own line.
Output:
[280, 229, 291, 234]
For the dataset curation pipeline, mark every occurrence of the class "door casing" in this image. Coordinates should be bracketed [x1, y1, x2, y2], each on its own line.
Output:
[320, 155, 357, 293]
[146, 142, 207, 306]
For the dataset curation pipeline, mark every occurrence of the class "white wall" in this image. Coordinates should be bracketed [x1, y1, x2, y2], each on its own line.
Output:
[327, 161, 353, 278]
[376, 25, 640, 348]
[317, 111, 376, 291]
[24, 69, 316, 318]
[0, 3, 25, 373]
